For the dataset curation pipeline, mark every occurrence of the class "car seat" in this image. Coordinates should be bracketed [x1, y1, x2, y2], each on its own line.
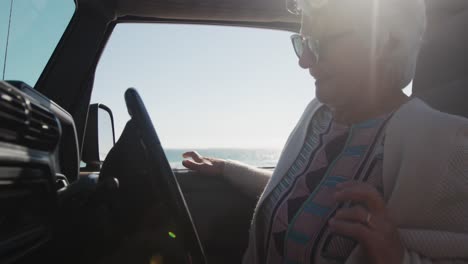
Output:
[413, 0, 468, 118]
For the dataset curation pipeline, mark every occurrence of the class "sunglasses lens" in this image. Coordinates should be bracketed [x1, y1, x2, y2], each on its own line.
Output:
[307, 39, 319, 63]
[291, 36, 304, 58]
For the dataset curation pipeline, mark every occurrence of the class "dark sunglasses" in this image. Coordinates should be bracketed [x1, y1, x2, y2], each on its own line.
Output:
[291, 34, 320, 62]
[291, 31, 353, 63]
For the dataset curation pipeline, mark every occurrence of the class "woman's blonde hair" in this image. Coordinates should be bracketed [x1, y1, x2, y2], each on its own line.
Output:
[290, 0, 426, 89]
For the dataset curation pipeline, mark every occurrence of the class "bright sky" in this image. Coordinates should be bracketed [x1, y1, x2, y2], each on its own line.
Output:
[91, 24, 315, 149]
[1, 0, 412, 149]
[0, 0, 75, 84]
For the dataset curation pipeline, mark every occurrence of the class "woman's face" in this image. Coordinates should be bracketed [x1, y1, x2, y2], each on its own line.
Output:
[299, 5, 380, 109]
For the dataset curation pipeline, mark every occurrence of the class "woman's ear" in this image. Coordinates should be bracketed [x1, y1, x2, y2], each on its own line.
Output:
[369, 32, 398, 88]
[379, 33, 399, 60]
[378, 33, 405, 88]
[386, 34, 399, 55]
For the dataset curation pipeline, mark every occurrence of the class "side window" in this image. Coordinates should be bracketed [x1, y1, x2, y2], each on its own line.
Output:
[0, 0, 75, 86]
[91, 23, 411, 168]
[0, 2, 9, 75]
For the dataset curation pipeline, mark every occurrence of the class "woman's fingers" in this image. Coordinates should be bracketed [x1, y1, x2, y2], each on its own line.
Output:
[181, 151, 224, 176]
[334, 182, 385, 212]
[182, 151, 204, 163]
[332, 182, 404, 264]
[182, 159, 204, 170]
[334, 205, 369, 225]
[328, 218, 372, 244]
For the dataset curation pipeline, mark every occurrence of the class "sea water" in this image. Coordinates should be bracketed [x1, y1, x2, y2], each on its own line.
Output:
[165, 148, 281, 169]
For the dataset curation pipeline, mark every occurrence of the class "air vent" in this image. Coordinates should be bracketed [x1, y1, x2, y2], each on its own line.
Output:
[24, 103, 60, 151]
[0, 83, 60, 151]
[0, 86, 28, 142]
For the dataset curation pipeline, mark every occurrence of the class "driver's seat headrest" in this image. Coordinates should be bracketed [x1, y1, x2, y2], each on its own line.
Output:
[413, 0, 468, 118]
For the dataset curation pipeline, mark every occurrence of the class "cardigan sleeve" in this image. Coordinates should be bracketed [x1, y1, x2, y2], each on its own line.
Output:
[402, 249, 468, 264]
[223, 159, 273, 199]
[401, 122, 468, 264]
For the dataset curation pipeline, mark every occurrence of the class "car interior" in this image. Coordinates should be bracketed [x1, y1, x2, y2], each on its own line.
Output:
[0, 0, 466, 263]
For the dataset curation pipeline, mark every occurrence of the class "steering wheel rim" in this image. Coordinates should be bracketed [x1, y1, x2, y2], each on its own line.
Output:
[124, 88, 206, 263]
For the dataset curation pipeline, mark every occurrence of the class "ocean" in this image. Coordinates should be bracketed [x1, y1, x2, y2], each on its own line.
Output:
[164, 148, 281, 169]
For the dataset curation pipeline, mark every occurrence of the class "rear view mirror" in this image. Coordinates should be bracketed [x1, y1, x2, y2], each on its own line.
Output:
[82, 104, 115, 171]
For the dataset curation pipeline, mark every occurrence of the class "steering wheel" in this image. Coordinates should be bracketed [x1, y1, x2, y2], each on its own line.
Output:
[97, 88, 206, 264]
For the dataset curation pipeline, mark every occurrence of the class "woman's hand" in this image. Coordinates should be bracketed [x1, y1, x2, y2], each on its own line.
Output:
[181, 151, 226, 176]
[329, 181, 404, 264]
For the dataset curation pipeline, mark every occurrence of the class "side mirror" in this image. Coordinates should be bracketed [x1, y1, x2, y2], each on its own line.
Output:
[82, 104, 115, 171]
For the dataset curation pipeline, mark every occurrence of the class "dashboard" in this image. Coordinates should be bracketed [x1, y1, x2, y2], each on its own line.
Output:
[0, 80, 79, 263]
[0, 81, 210, 264]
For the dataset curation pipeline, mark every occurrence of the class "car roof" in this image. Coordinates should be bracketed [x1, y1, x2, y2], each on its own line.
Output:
[77, 0, 300, 31]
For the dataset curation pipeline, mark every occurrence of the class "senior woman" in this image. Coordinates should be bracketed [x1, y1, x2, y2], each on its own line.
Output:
[183, 0, 468, 263]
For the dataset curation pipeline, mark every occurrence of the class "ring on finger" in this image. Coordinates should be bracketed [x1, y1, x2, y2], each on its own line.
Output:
[366, 212, 372, 227]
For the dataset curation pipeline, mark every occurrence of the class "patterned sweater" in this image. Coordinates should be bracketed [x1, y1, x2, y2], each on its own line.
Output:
[224, 98, 468, 264]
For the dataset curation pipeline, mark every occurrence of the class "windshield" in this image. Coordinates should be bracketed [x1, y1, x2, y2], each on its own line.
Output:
[0, 0, 75, 87]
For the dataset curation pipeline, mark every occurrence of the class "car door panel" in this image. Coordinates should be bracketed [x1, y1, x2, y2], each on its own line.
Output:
[174, 170, 257, 263]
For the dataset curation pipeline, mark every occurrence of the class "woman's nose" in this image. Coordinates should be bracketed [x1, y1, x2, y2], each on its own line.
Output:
[298, 45, 317, 69]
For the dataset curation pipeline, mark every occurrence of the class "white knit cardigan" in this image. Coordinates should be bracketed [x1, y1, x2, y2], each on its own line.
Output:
[223, 98, 468, 264]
